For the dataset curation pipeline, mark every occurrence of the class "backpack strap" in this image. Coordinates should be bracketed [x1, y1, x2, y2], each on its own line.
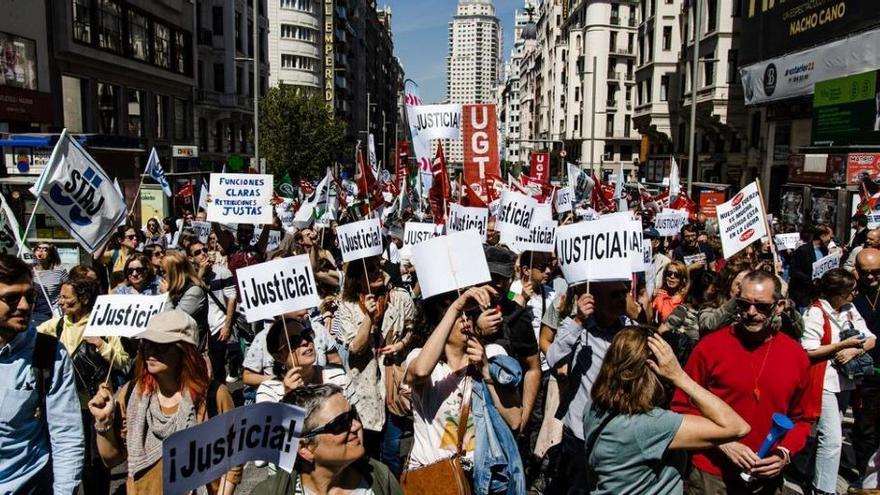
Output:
[55, 317, 65, 340]
[32, 332, 58, 421]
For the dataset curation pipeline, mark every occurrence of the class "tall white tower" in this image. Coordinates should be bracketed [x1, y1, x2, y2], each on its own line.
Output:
[446, 0, 503, 164]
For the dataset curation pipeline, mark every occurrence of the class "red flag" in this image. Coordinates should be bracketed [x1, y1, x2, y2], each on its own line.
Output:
[670, 191, 698, 220]
[332, 176, 349, 210]
[591, 174, 617, 213]
[460, 182, 487, 208]
[299, 179, 315, 197]
[176, 180, 193, 198]
[429, 142, 451, 223]
[355, 145, 383, 212]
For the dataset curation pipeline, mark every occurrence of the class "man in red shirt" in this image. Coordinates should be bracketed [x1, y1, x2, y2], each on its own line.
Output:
[672, 270, 814, 494]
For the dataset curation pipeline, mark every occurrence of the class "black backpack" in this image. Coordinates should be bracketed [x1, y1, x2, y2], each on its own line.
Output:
[31, 332, 58, 423]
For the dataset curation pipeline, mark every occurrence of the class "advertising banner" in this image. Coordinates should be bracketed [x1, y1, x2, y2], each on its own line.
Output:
[812, 70, 880, 146]
[847, 153, 880, 184]
[699, 191, 726, 218]
[462, 104, 501, 191]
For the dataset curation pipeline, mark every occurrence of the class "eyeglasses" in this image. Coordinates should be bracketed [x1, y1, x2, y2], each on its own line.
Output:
[0, 289, 35, 308]
[861, 269, 880, 278]
[665, 271, 683, 280]
[735, 298, 776, 315]
[124, 234, 138, 240]
[126, 266, 146, 275]
[152, 251, 165, 258]
[190, 248, 206, 257]
[303, 406, 361, 439]
[34, 246, 49, 252]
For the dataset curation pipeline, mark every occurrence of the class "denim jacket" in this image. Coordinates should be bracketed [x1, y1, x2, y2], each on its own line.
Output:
[471, 355, 526, 495]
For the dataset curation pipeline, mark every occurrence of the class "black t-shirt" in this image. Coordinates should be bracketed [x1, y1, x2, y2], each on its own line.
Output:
[483, 298, 539, 360]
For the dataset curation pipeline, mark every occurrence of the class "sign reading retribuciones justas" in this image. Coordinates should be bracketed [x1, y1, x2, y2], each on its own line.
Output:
[496, 190, 537, 239]
[654, 210, 689, 237]
[411, 230, 491, 299]
[447, 204, 489, 240]
[812, 252, 842, 280]
[555, 215, 633, 284]
[716, 181, 768, 260]
[83, 294, 168, 338]
[555, 187, 573, 214]
[336, 217, 383, 263]
[402, 222, 443, 256]
[162, 402, 305, 495]
[236, 255, 320, 323]
[192, 221, 211, 244]
[207, 173, 273, 225]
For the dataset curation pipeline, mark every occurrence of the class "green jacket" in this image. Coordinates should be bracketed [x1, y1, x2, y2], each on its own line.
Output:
[250, 457, 403, 495]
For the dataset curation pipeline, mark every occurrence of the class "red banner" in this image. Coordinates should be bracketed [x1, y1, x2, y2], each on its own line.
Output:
[847, 153, 880, 185]
[395, 141, 409, 192]
[462, 104, 501, 191]
[530, 152, 550, 185]
[699, 191, 726, 219]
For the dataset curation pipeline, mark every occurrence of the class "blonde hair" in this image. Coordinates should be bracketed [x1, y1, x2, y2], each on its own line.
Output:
[161, 251, 205, 302]
[662, 260, 690, 297]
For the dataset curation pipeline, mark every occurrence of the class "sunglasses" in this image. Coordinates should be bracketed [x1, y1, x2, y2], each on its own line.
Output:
[665, 271, 683, 280]
[275, 329, 314, 355]
[861, 269, 880, 278]
[34, 246, 50, 251]
[190, 248, 206, 257]
[0, 289, 35, 308]
[152, 251, 165, 258]
[126, 266, 146, 275]
[141, 340, 178, 354]
[125, 234, 138, 240]
[735, 298, 776, 315]
[303, 406, 361, 439]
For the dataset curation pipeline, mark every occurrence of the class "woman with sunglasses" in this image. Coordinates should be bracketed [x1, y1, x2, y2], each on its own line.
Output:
[38, 277, 129, 495]
[332, 255, 417, 462]
[94, 225, 141, 288]
[585, 326, 749, 495]
[652, 261, 690, 323]
[802, 268, 877, 495]
[147, 245, 165, 277]
[87, 310, 241, 494]
[252, 384, 403, 495]
[161, 251, 209, 350]
[31, 242, 68, 326]
[113, 253, 163, 295]
[142, 217, 165, 248]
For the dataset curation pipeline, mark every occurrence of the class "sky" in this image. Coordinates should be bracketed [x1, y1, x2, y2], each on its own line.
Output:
[383, 0, 522, 104]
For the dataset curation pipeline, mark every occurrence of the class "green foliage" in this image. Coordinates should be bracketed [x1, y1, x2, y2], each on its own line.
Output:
[258, 86, 346, 181]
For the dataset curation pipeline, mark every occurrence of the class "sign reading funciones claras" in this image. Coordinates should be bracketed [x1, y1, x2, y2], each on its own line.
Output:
[207, 173, 273, 225]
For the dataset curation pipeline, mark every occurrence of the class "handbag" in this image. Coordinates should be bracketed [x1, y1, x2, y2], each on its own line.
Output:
[400, 376, 473, 495]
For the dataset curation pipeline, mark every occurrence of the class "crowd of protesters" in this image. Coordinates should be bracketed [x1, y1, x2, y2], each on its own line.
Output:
[7, 195, 880, 495]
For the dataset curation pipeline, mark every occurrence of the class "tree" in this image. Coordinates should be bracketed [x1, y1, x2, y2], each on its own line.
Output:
[258, 86, 346, 181]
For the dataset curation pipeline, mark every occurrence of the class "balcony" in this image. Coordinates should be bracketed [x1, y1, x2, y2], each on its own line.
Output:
[198, 29, 213, 46]
[628, 18, 637, 27]
[616, 47, 635, 56]
[610, 15, 620, 25]
[607, 69, 620, 80]
[607, 100, 618, 111]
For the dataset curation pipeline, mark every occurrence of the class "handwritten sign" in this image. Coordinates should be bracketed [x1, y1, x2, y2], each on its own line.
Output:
[207, 173, 273, 225]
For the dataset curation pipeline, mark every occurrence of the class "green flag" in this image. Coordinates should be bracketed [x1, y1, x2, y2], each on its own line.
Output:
[278, 172, 295, 198]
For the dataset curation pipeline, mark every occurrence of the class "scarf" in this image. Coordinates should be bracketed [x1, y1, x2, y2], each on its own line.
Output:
[126, 384, 197, 477]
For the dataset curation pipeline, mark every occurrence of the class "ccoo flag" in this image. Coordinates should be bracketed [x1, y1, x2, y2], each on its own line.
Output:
[145, 147, 172, 197]
[31, 129, 126, 253]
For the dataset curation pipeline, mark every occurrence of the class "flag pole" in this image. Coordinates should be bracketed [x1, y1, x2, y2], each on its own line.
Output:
[127, 173, 146, 218]
[18, 197, 42, 257]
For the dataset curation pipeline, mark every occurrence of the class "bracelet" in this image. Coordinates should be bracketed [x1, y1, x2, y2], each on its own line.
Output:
[94, 421, 113, 434]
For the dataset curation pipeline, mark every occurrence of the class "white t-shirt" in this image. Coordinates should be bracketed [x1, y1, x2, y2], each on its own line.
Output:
[802, 299, 876, 393]
[256, 366, 347, 403]
[404, 348, 476, 469]
[243, 328, 275, 375]
[527, 284, 555, 372]
[205, 265, 237, 335]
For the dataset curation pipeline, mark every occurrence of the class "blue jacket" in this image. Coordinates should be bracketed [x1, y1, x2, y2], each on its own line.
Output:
[471, 355, 526, 495]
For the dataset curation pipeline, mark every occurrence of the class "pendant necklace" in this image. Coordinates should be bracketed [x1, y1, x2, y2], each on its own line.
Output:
[749, 339, 773, 402]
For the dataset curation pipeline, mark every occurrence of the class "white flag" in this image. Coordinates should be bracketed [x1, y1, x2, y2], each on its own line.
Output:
[145, 147, 172, 197]
[197, 179, 209, 212]
[368, 134, 378, 175]
[668, 157, 680, 198]
[31, 129, 126, 253]
[615, 161, 628, 211]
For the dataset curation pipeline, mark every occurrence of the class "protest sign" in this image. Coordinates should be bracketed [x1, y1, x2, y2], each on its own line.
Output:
[192, 221, 211, 243]
[461, 104, 501, 190]
[643, 241, 655, 297]
[253, 228, 282, 252]
[447, 203, 489, 240]
[868, 213, 880, 229]
[83, 294, 168, 338]
[515, 220, 557, 253]
[555, 187, 574, 213]
[716, 182, 769, 259]
[495, 190, 537, 239]
[276, 199, 295, 231]
[402, 222, 442, 256]
[684, 252, 708, 267]
[773, 233, 801, 251]
[236, 255, 320, 322]
[163, 402, 305, 495]
[626, 219, 647, 272]
[336, 218, 383, 263]
[411, 230, 491, 299]
[555, 215, 633, 284]
[654, 210, 689, 237]
[411, 104, 462, 140]
[530, 152, 550, 185]
[207, 173, 273, 225]
[812, 252, 842, 280]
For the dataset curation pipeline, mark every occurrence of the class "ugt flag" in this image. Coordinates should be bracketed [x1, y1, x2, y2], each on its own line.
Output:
[146, 147, 172, 197]
[31, 130, 126, 253]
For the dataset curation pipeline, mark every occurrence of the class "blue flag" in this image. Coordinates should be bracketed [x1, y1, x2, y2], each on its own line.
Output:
[146, 147, 172, 197]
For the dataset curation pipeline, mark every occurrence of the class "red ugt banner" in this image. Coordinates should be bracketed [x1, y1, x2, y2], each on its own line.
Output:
[530, 152, 550, 185]
[462, 104, 501, 191]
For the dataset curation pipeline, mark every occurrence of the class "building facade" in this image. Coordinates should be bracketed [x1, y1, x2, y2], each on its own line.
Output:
[267, 0, 323, 91]
[499, 2, 534, 167]
[446, 0, 503, 164]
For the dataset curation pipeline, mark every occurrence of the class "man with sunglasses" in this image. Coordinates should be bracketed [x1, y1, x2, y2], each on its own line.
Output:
[671, 270, 813, 494]
[188, 241, 237, 383]
[0, 254, 83, 494]
[851, 248, 880, 482]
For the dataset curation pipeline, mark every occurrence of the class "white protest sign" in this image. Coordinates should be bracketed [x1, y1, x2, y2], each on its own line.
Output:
[207, 173, 273, 225]
[163, 402, 305, 495]
[716, 181, 769, 259]
[654, 210, 689, 237]
[495, 190, 537, 239]
[411, 103, 462, 140]
[773, 233, 801, 251]
[868, 213, 880, 229]
[626, 219, 647, 272]
[411, 230, 491, 299]
[555, 215, 633, 284]
[447, 203, 489, 240]
[84, 294, 168, 338]
[276, 200, 295, 230]
[812, 252, 842, 280]
[402, 222, 442, 256]
[555, 186, 574, 213]
[236, 255, 321, 322]
[336, 218, 383, 263]
[684, 252, 708, 267]
[643, 241, 656, 297]
[192, 221, 211, 244]
[515, 220, 557, 253]
[253, 228, 282, 252]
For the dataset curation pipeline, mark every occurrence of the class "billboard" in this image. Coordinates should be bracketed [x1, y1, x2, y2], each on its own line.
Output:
[0, 32, 37, 91]
[738, 0, 880, 66]
[812, 69, 880, 146]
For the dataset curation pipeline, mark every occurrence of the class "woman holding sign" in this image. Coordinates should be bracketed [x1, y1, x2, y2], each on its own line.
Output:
[87, 310, 241, 495]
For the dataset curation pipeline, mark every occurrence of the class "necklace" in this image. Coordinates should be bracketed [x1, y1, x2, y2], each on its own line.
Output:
[867, 288, 880, 311]
[748, 338, 773, 402]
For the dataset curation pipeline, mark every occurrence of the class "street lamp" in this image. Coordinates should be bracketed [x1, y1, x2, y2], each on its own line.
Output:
[234, 0, 261, 173]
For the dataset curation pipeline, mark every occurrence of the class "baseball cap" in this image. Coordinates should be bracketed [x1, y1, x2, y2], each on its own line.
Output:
[138, 310, 199, 347]
[484, 245, 517, 279]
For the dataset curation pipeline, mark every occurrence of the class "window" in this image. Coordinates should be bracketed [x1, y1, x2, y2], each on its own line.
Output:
[98, 0, 122, 52]
[659, 75, 669, 101]
[241, 123, 249, 153]
[129, 11, 148, 61]
[173, 32, 187, 74]
[154, 23, 171, 69]
[624, 115, 631, 137]
[199, 118, 208, 151]
[704, 50, 715, 87]
[226, 123, 234, 152]
[662, 26, 672, 51]
[212, 6, 223, 35]
[215, 120, 223, 152]
[603, 144, 614, 160]
[605, 115, 614, 137]
[727, 49, 739, 83]
[248, 22, 254, 57]
[155, 94, 167, 139]
[280, 24, 316, 42]
[646, 79, 652, 103]
[235, 12, 242, 51]
[73, 0, 91, 43]
[707, 0, 718, 32]
[174, 98, 186, 141]
[280, 0, 312, 11]
[609, 31, 616, 52]
[62, 75, 85, 132]
[127, 89, 144, 136]
[236, 67, 243, 95]
[281, 54, 316, 71]
[213, 63, 225, 92]
[97, 82, 118, 134]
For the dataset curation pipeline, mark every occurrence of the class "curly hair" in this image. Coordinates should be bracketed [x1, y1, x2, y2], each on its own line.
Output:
[62, 276, 100, 310]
